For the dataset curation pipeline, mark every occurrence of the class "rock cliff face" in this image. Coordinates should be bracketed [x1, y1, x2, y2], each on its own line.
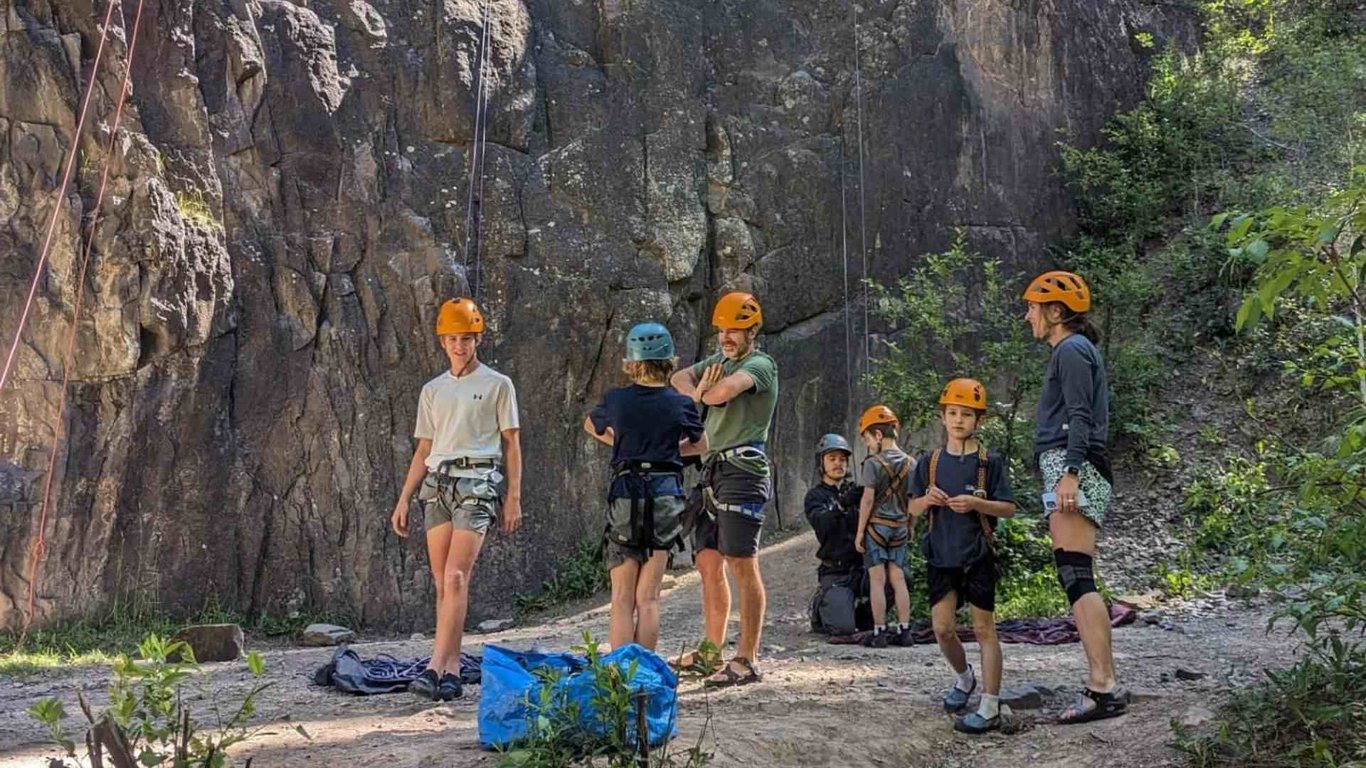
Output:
[0, 0, 1184, 629]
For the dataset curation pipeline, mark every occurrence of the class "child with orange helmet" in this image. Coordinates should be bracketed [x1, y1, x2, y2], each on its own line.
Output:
[853, 404, 915, 648]
[390, 297, 522, 702]
[907, 378, 1017, 733]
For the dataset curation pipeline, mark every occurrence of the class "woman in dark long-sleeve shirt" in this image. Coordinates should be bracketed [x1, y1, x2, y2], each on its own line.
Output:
[1023, 271, 1128, 724]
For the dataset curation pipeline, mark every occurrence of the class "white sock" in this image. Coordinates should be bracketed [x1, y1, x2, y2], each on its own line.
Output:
[978, 693, 999, 720]
[899, 623, 911, 632]
[874, 624, 886, 634]
[955, 664, 975, 691]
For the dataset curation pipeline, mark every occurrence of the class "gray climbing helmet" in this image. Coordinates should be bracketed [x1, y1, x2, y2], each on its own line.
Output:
[625, 323, 675, 362]
[816, 433, 853, 459]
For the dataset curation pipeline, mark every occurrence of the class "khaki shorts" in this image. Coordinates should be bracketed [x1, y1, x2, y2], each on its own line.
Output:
[418, 473, 501, 535]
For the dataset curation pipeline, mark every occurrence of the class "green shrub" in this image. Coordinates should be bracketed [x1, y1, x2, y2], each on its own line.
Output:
[28, 634, 297, 767]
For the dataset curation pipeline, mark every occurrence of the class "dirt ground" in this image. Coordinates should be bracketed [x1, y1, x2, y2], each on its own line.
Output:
[0, 531, 1300, 768]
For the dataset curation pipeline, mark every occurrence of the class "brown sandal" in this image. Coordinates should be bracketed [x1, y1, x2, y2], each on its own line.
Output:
[703, 657, 762, 688]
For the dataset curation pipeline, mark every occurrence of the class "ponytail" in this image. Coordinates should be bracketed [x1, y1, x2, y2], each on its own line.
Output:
[1046, 302, 1099, 344]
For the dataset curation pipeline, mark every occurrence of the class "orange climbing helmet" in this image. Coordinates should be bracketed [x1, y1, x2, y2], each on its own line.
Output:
[1023, 271, 1091, 313]
[712, 291, 763, 330]
[435, 298, 485, 335]
[939, 378, 988, 412]
[858, 404, 899, 435]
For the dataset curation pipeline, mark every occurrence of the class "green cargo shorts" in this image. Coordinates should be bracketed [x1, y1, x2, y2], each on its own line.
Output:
[418, 472, 501, 535]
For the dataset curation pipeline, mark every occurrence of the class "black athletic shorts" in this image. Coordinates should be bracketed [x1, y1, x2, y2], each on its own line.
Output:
[927, 556, 999, 612]
[691, 462, 769, 558]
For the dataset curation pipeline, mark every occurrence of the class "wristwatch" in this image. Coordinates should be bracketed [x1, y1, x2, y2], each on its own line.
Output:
[1064, 464, 1082, 477]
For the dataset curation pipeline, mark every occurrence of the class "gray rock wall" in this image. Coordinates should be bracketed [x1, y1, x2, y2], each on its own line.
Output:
[0, 0, 1186, 629]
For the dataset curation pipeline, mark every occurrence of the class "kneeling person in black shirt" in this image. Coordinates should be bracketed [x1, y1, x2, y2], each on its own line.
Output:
[804, 433, 865, 635]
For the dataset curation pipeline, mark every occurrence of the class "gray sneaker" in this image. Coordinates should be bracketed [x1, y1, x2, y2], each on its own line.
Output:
[954, 711, 1000, 734]
[942, 674, 976, 713]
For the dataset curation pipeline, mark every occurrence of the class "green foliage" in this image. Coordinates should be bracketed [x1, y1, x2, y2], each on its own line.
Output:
[1177, 96, 1365, 768]
[1059, 50, 1249, 244]
[499, 631, 712, 768]
[515, 539, 611, 617]
[1, 601, 343, 676]
[1173, 640, 1366, 767]
[867, 231, 1038, 460]
[995, 567, 1071, 621]
[1047, 3, 1366, 761]
[28, 634, 296, 767]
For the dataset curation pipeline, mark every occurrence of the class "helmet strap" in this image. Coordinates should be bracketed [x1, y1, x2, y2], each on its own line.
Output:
[453, 351, 480, 378]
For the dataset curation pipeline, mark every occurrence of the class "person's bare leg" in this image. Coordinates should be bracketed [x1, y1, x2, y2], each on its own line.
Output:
[695, 548, 730, 650]
[888, 562, 911, 626]
[932, 594, 968, 673]
[434, 528, 485, 674]
[633, 551, 670, 650]
[608, 558, 642, 650]
[867, 565, 888, 627]
[424, 523, 454, 673]
[971, 607, 1002, 696]
[726, 554, 766, 661]
[1050, 511, 1116, 692]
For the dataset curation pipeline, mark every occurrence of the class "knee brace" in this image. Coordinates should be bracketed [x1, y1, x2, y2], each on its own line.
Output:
[1054, 549, 1097, 606]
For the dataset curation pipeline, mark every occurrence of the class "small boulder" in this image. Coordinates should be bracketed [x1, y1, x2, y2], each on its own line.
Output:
[1114, 590, 1164, 611]
[476, 618, 515, 633]
[999, 683, 1047, 710]
[301, 623, 356, 647]
[171, 624, 244, 662]
[1177, 704, 1216, 729]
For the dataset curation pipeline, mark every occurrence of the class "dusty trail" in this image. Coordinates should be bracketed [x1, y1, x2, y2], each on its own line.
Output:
[0, 532, 1296, 767]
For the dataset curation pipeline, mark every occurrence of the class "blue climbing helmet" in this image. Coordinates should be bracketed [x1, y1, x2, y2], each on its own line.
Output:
[625, 323, 675, 362]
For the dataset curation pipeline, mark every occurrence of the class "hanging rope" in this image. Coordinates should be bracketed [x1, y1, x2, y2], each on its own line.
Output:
[0, 0, 121, 396]
[19, 0, 147, 643]
[461, 0, 494, 302]
[852, 6, 871, 383]
[474, 0, 492, 301]
[839, 134, 854, 431]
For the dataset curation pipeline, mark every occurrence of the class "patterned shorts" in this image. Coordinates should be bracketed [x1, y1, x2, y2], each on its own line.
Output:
[1039, 448, 1112, 528]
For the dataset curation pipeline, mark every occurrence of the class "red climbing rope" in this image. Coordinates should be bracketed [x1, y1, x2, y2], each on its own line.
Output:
[19, 0, 146, 642]
[0, 0, 121, 396]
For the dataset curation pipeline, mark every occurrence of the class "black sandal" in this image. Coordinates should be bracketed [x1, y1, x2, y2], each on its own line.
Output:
[703, 657, 762, 688]
[1058, 687, 1129, 724]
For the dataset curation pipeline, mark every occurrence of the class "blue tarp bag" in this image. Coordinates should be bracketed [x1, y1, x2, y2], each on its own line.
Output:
[477, 643, 679, 751]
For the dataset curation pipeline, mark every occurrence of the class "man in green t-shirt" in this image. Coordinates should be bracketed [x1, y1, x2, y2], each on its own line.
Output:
[669, 291, 778, 688]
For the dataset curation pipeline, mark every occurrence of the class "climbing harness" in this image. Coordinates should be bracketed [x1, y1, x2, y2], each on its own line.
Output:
[606, 462, 683, 554]
[698, 444, 768, 517]
[864, 453, 911, 548]
[434, 456, 501, 473]
[927, 446, 997, 551]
